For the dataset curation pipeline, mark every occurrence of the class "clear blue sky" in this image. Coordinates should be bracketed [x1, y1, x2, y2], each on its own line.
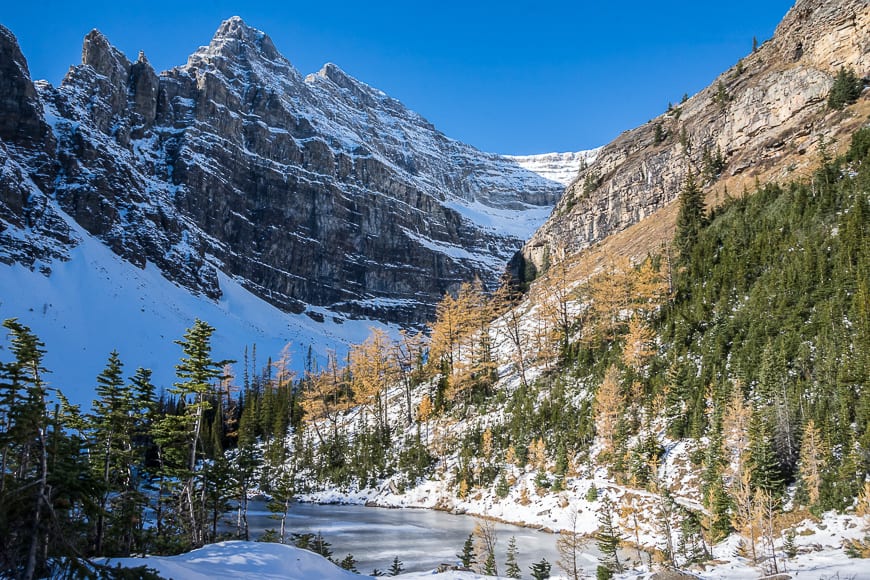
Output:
[3, 1, 794, 154]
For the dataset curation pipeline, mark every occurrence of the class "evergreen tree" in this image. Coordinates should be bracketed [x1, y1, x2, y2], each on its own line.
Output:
[457, 533, 476, 568]
[529, 558, 551, 580]
[505, 536, 522, 579]
[153, 319, 231, 548]
[339, 554, 358, 572]
[674, 170, 705, 262]
[90, 350, 135, 555]
[595, 495, 623, 574]
[828, 67, 863, 110]
[389, 556, 404, 576]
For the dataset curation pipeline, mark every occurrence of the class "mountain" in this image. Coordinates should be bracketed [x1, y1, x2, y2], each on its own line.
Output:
[505, 149, 600, 187]
[519, 0, 869, 275]
[0, 17, 563, 329]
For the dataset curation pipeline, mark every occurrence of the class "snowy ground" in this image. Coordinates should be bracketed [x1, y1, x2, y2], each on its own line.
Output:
[102, 527, 870, 580]
[102, 541, 497, 579]
[0, 211, 394, 407]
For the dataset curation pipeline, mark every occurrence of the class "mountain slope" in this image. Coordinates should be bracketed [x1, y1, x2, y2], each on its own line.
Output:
[0, 17, 564, 327]
[520, 0, 869, 274]
[505, 149, 600, 187]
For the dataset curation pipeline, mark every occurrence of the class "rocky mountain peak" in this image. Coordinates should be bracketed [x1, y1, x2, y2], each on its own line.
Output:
[0, 24, 46, 144]
[0, 18, 564, 326]
[81, 29, 131, 82]
[202, 16, 282, 63]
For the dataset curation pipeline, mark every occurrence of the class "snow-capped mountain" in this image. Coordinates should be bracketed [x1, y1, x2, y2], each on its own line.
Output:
[0, 17, 563, 329]
[505, 149, 600, 187]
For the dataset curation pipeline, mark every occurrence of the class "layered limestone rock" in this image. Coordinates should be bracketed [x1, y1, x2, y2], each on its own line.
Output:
[0, 18, 562, 324]
[521, 0, 869, 276]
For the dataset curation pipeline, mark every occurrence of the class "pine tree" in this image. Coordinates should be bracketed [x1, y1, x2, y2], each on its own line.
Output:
[596, 495, 623, 573]
[1, 319, 51, 579]
[457, 533, 476, 568]
[674, 170, 706, 262]
[529, 558, 551, 580]
[828, 67, 863, 110]
[90, 350, 136, 555]
[153, 319, 231, 548]
[747, 411, 783, 495]
[339, 554, 358, 572]
[505, 535, 522, 579]
[389, 556, 404, 576]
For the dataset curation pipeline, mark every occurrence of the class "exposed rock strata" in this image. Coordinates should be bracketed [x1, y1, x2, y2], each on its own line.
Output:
[0, 18, 563, 324]
[521, 0, 869, 276]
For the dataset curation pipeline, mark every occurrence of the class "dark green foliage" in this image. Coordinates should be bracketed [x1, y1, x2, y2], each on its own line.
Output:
[653, 122, 667, 145]
[674, 171, 706, 262]
[530, 558, 551, 580]
[783, 528, 797, 559]
[339, 554, 358, 572]
[828, 67, 863, 110]
[596, 565, 613, 580]
[458, 533, 475, 568]
[292, 532, 332, 559]
[495, 473, 510, 498]
[583, 170, 602, 197]
[661, 128, 870, 508]
[389, 555, 404, 575]
[505, 536, 521, 578]
[713, 81, 729, 109]
[595, 495, 622, 573]
[585, 484, 598, 502]
[702, 145, 726, 183]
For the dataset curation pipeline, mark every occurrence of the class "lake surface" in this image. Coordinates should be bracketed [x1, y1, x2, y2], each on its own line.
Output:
[244, 501, 604, 575]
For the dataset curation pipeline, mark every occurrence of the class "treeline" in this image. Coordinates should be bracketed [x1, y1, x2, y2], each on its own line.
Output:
[2, 127, 869, 577]
[0, 318, 311, 578]
[431, 127, 870, 574]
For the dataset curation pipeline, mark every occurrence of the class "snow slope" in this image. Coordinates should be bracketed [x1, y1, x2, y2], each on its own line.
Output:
[103, 541, 493, 580]
[506, 149, 601, 187]
[0, 207, 392, 407]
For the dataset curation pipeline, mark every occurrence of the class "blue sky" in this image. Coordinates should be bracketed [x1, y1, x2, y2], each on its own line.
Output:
[3, 1, 794, 154]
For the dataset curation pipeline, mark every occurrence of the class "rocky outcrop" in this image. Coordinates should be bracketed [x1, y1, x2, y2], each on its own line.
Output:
[0, 18, 563, 324]
[521, 0, 869, 275]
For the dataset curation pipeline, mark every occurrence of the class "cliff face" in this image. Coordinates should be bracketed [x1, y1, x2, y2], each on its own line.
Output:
[521, 0, 869, 275]
[0, 18, 563, 325]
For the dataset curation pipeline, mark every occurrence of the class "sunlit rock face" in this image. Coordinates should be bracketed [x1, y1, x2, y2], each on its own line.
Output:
[0, 18, 564, 325]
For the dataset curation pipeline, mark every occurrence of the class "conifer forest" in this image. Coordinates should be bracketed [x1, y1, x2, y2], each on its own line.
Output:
[1, 127, 869, 578]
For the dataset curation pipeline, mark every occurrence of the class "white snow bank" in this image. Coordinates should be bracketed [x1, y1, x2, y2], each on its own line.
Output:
[102, 541, 498, 579]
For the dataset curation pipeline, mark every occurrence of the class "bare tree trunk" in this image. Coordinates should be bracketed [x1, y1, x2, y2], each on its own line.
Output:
[24, 427, 47, 580]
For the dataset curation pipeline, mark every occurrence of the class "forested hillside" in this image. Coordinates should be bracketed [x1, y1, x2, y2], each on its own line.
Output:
[2, 126, 868, 578]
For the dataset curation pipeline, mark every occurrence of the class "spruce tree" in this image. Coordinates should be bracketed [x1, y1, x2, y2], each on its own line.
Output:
[505, 536, 522, 579]
[339, 554, 358, 572]
[595, 495, 623, 573]
[457, 533, 476, 568]
[90, 350, 135, 555]
[674, 171, 705, 262]
[529, 558, 551, 580]
[828, 67, 863, 110]
[389, 556, 404, 576]
[153, 319, 231, 548]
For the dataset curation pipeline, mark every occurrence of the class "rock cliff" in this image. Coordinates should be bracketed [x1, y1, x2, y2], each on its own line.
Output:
[0, 18, 563, 325]
[521, 0, 869, 276]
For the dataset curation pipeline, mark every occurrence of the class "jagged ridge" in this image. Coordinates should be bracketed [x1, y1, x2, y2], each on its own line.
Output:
[0, 17, 564, 325]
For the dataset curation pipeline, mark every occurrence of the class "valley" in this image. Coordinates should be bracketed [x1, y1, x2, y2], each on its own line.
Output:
[1, 0, 869, 579]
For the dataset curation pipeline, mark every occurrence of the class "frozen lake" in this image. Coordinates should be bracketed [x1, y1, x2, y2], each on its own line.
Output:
[244, 501, 604, 576]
